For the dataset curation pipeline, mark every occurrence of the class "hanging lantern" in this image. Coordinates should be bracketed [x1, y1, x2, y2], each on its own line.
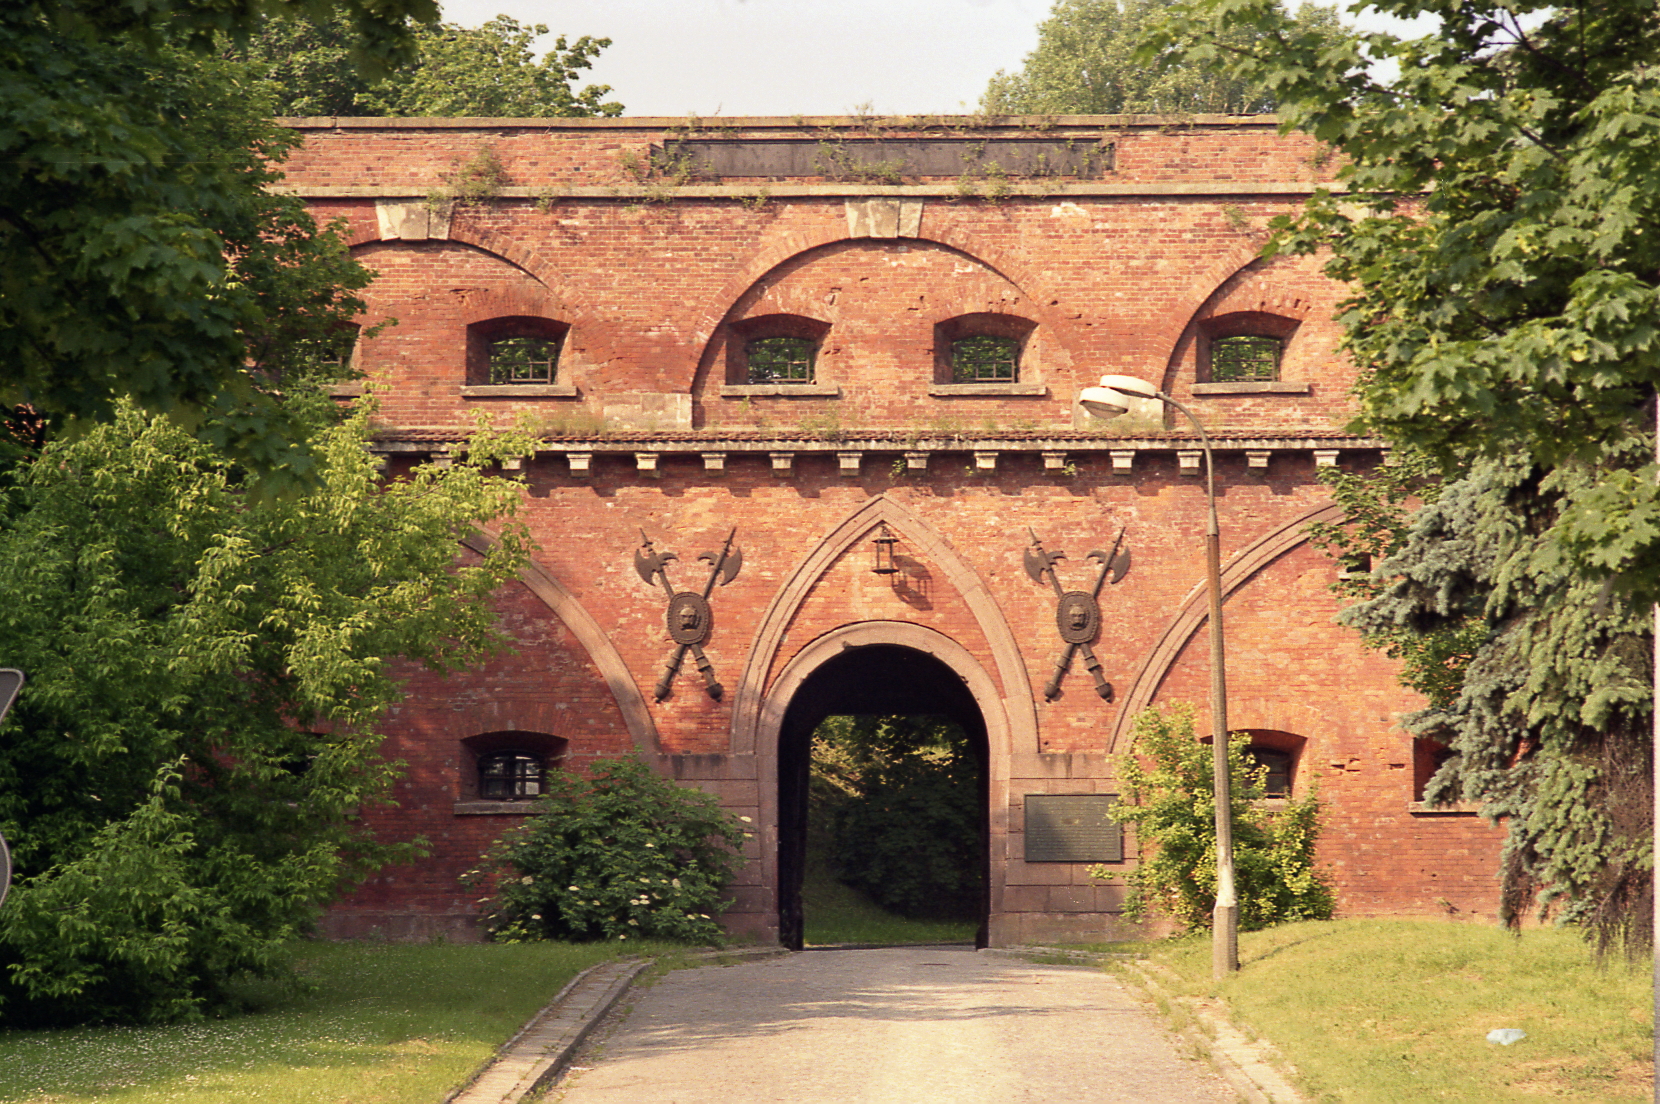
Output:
[871, 523, 899, 575]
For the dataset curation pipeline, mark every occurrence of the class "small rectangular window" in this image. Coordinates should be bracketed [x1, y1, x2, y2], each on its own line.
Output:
[950, 335, 1019, 382]
[1210, 335, 1282, 382]
[747, 336, 816, 383]
[489, 337, 560, 385]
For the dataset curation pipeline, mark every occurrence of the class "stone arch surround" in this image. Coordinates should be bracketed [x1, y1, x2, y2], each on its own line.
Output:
[1106, 501, 1345, 754]
[689, 232, 1082, 389]
[728, 493, 1038, 760]
[751, 620, 1014, 941]
[460, 532, 660, 755]
[347, 225, 611, 338]
[1157, 253, 1329, 395]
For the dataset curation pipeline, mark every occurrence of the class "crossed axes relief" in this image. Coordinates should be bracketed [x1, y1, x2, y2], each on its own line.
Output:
[1024, 526, 1131, 702]
[634, 528, 742, 701]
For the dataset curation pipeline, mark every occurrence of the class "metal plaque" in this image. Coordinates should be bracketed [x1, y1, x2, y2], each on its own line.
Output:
[1024, 794, 1122, 863]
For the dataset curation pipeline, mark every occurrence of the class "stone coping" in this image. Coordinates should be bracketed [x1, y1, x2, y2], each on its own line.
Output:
[277, 113, 1288, 130]
[371, 433, 1383, 454]
[276, 181, 1335, 199]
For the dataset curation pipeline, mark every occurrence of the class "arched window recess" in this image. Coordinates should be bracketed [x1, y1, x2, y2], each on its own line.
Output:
[461, 316, 578, 398]
[455, 731, 569, 813]
[1193, 311, 1308, 395]
[929, 313, 1046, 396]
[719, 314, 839, 397]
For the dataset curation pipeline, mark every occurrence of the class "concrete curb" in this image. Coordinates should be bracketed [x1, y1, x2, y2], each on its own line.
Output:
[446, 946, 792, 1104]
[1122, 960, 1306, 1104]
[983, 946, 1304, 1104]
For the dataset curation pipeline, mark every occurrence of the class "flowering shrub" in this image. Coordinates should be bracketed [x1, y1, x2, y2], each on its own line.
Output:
[464, 756, 746, 944]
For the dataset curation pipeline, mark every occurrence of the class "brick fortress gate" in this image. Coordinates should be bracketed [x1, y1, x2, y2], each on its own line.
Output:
[279, 116, 1505, 945]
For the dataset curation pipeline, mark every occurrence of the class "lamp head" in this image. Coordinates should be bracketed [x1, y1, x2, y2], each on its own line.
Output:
[1078, 374, 1160, 419]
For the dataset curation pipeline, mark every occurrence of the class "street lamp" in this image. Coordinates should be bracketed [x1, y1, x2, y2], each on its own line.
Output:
[1080, 375, 1239, 978]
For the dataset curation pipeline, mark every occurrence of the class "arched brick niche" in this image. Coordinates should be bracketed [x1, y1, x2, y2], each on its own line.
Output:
[693, 239, 1071, 427]
[1108, 502, 1344, 756]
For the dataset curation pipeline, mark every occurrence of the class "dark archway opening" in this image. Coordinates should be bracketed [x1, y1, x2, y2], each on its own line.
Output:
[776, 644, 989, 950]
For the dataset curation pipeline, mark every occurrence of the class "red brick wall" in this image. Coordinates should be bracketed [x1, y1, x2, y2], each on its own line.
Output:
[290, 117, 1502, 944]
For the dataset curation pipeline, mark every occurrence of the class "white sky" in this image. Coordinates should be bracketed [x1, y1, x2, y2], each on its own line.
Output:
[438, 0, 1432, 118]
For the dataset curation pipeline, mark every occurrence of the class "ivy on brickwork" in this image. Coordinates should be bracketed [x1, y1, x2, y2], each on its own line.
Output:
[1166, 0, 1660, 954]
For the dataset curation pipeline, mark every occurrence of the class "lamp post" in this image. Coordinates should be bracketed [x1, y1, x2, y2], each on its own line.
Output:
[1079, 375, 1239, 978]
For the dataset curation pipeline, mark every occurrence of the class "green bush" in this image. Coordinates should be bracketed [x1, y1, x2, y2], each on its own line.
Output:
[815, 716, 980, 920]
[465, 757, 745, 944]
[1095, 704, 1334, 931]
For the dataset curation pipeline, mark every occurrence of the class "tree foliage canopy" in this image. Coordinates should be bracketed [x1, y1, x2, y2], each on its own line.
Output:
[811, 716, 981, 920]
[235, 14, 623, 118]
[1158, 0, 1659, 948]
[0, 398, 533, 1024]
[981, 0, 1345, 116]
[0, 1, 432, 482]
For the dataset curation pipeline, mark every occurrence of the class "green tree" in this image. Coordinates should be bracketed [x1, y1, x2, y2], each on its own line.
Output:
[0, 1, 430, 481]
[980, 0, 1345, 116]
[1096, 705, 1333, 931]
[0, 397, 534, 1025]
[812, 716, 981, 920]
[1155, 0, 1659, 950]
[236, 14, 622, 118]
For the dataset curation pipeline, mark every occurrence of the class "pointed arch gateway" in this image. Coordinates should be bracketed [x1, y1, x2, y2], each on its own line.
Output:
[729, 495, 1035, 947]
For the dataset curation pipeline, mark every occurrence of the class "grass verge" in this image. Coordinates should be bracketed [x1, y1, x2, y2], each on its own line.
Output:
[0, 939, 679, 1103]
[800, 849, 976, 946]
[1125, 918, 1652, 1103]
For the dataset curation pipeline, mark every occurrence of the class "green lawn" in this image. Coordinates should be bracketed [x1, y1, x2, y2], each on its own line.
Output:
[1128, 919, 1653, 1103]
[0, 940, 673, 1104]
[800, 847, 976, 946]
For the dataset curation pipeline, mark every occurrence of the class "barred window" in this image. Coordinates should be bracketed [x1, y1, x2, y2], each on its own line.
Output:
[488, 336, 560, 385]
[1246, 747, 1292, 798]
[1210, 335, 1282, 382]
[950, 335, 1019, 382]
[746, 336, 816, 383]
[478, 752, 545, 800]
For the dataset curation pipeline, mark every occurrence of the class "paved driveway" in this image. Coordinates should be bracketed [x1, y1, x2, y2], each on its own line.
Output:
[553, 946, 1236, 1102]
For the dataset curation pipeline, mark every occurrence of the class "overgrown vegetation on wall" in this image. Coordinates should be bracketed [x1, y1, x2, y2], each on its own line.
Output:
[1097, 705, 1333, 931]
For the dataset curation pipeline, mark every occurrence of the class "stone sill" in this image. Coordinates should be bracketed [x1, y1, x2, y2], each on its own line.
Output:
[719, 384, 842, 398]
[453, 801, 540, 815]
[1408, 800, 1482, 816]
[928, 382, 1049, 397]
[328, 383, 364, 398]
[1191, 382, 1311, 395]
[460, 384, 579, 398]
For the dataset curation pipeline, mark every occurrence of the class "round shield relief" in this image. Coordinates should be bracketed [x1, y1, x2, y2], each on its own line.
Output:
[667, 591, 712, 644]
[1056, 590, 1100, 644]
